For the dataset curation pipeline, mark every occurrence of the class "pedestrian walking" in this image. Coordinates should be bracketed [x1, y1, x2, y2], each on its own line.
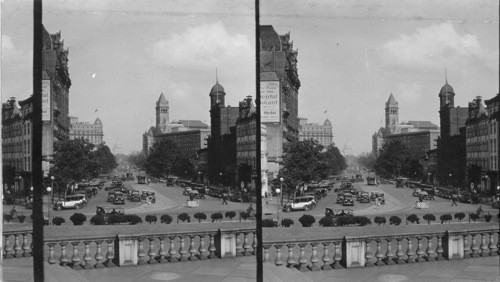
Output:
[221, 194, 228, 205]
[451, 195, 458, 206]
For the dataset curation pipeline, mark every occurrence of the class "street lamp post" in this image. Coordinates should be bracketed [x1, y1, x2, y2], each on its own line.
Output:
[219, 173, 222, 186]
[46, 186, 52, 224]
[198, 172, 202, 183]
[275, 187, 281, 226]
[50, 176, 55, 205]
[449, 173, 452, 188]
[427, 172, 432, 185]
[279, 177, 284, 207]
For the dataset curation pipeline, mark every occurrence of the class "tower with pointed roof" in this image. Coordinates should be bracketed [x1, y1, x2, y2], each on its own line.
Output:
[439, 71, 455, 108]
[156, 92, 169, 134]
[385, 93, 399, 134]
[209, 71, 226, 108]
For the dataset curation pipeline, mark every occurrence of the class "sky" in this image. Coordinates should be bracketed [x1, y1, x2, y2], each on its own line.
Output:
[261, 0, 499, 155]
[2, 0, 499, 156]
[1, 0, 255, 154]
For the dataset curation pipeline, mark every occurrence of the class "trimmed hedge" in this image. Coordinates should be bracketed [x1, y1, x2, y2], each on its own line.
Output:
[178, 213, 191, 223]
[298, 214, 315, 227]
[374, 216, 386, 225]
[194, 212, 207, 223]
[389, 216, 401, 226]
[211, 212, 223, 222]
[454, 212, 465, 221]
[127, 214, 142, 225]
[225, 211, 236, 219]
[145, 215, 157, 224]
[407, 214, 420, 224]
[469, 213, 479, 222]
[90, 215, 106, 225]
[440, 214, 452, 224]
[240, 211, 250, 220]
[319, 216, 335, 227]
[484, 214, 492, 222]
[262, 218, 277, 227]
[281, 218, 294, 227]
[160, 214, 173, 224]
[69, 213, 87, 225]
[52, 216, 65, 226]
[423, 213, 436, 225]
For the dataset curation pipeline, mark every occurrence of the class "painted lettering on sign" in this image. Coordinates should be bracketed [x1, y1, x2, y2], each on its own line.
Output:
[260, 81, 280, 123]
[42, 80, 51, 121]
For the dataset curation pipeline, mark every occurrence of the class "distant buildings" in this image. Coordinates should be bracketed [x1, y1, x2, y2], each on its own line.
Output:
[298, 118, 334, 148]
[69, 116, 104, 146]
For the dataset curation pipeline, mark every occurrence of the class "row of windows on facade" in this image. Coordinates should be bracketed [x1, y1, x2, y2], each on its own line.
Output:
[466, 140, 497, 153]
[467, 157, 497, 171]
[466, 123, 496, 135]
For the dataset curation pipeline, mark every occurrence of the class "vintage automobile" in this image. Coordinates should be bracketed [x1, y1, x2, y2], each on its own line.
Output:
[283, 195, 316, 212]
[188, 190, 205, 199]
[113, 192, 125, 205]
[343, 196, 355, 206]
[370, 191, 385, 204]
[366, 177, 377, 185]
[142, 191, 156, 203]
[183, 187, 193, 196]
[129, 191, 141, 202]
[356, 191, 370, 202]
[107, 191, 116, 202]
[395, 178, 408, 188]
[53, 194, 87, 210]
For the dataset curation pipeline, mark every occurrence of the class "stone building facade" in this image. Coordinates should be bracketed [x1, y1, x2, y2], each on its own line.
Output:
[385, 130, 440, 159]
[298, 118, 333, 148]
[69, 117, 103, 146]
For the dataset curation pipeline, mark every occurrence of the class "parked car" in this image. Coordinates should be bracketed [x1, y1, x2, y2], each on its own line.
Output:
[356, 192, 370, 202]
[107, 191, 116, 202]
[395, 178, 408, 188]
[188, 190, 205, 199]
[283, 195, 316, 212]
[113, 192, 125, 205]
[370, 192, 385, 204]
[129, 191, 141, 202]
[325, 208, 354, 217]
[343, 196, 355, 206]
[53, 194, 87, 210]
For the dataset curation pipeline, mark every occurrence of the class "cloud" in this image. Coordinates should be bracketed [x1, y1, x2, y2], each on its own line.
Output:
[1, 35, 24, 60]
[147, 21, 252, 69]
[380, 22, 497, 71]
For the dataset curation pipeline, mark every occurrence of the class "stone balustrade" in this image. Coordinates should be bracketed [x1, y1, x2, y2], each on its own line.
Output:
[3, 228, 256, 269]
[262, 227, 499, 271]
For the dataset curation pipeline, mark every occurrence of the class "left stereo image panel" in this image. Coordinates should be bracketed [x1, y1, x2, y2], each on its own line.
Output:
[1, 1, 258, 281]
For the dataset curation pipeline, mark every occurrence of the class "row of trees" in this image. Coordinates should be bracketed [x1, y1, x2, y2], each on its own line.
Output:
[128, 139, 194, 179]
[49, 139, 117, 194]
[279, 139, 347, 196]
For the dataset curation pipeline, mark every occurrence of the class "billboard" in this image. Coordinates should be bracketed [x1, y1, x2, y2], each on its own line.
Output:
[260, 81, 280, 123]
[42, 80, 51, 121]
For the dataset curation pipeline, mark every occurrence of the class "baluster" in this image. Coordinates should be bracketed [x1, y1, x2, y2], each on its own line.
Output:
[70, 241, 82, 270]
[374, 239, 384, 265]
[22, 232, 31, 257]
[104, 239, 115, 267]
[4, 234, 13, 258]
[82, 241, 94, 269]
[415, 237, 425, 262]
[137, 237, 147, 265]
[252, 232, 257, 255]
[94, 240, 105, 268]
[168, 236, 178, 262]
[488, 232, 497, 256]
[188, 235, 198, 261]
[262, 245, 271, 263]
[480, 232, 489, 257]
[157, 236, 168, 263]
[197, 235, 208, 260]
[47, 243, 57, 264]
[274, 244, 284, 266]
[242, 232, 252, 256]
[425, 236, 435, 261]
[470, 233, 480, 257]
[332, 241, 342, 269]
[208, 234, 216, 259]
[148, 237, 158, 264]
[406, 237, 415, 263]
[13, 234, 22, 258]
[178, 236, 189, 261]
[496, 230, 500, 255]
[365, 239, 374, 266]
[384, 238, 395, 265]
[59, 242, 70, 266]
[297, 243, 309, 271]
[235, 232, 243, 256]
[464, 234, 472, 257]
[308, 243, 320, 271]
[395, 237, 405, 264]
[321, 242, 332, 270]
[435, 236, 444, 260]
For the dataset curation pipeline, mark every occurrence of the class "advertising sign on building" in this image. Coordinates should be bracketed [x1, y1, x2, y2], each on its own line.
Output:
[42, 80, 51, 121]
[260, 81, 280, 123]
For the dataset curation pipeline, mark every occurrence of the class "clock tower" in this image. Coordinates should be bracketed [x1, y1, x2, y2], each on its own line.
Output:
[385, 93, 399, 134]
[156, 92, 169, 134]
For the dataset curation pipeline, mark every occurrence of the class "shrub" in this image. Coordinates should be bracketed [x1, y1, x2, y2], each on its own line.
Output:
[337, 216, 355, 226]
[389, 216, 401, 226]
[52, 216, 66, 226]
[240, 211, 250, 220]
[440, 214, 452, 224]
[454, 212, 465, 221]
[4, 214, 13, 222]
[211, 212, 223, 222]
[319, 216, 335, 227]
[354, 216, 371, 226]
[281, 218, 294, 227]
[69, 213, 87, 225]
[145, 214, 157, 224]
[160, 214, 172, 224]
[423, 213, 436, 225]
[90, 215, 105, 225]
[407, 214, 420, 224]
[374, 216, 386, 225]
[225, 211, 236, 219]
[178, 213, 191, 223]
[298, 214, 315, 227]
[126, 214, 143, 225]
[17, 214, 26, 223]
[194, 212, 207, 223]
[262, 218, 277, 227]
[469, 213, 479, 222]
[484, 214, 492, 222]
[107, 214, 126, 224]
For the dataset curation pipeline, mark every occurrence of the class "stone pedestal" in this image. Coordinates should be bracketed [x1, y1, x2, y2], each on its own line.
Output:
[215, 230, 237, 258]
[443, 232, 464, 260]
[115, 235, 138, 266]
[342, 237, 366, 268]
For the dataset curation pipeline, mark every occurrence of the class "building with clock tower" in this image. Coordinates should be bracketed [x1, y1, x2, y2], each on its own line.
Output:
[156, 92, 169, 134]
[385, 93, 399, 134]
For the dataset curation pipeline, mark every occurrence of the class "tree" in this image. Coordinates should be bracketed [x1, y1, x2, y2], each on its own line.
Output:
[93, 144, 117, 174]
[358, 153, 376, 171]
[128, 152, 147, 171]
[49, 139, 97, 194]
[320, 145, 347, 176]
[145, 139, 181, 178]
[374, 140, 409, 179]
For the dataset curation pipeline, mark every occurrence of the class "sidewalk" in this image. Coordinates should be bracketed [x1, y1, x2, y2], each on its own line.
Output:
[1, 252, 499, 281]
